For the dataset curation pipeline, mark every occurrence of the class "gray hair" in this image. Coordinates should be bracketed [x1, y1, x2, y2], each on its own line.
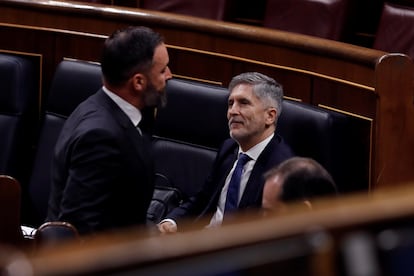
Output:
[228, 72, 283, 123]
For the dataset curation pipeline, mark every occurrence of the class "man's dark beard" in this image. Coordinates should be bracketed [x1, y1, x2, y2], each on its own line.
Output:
[144, 81, 167, 108]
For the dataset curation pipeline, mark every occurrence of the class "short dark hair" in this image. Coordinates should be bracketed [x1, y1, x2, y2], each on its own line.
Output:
[264, 157, 338, 202]
[101, 26, 164, 87]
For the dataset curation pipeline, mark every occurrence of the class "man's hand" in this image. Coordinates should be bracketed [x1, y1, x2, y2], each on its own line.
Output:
[158, 221, 178, 234]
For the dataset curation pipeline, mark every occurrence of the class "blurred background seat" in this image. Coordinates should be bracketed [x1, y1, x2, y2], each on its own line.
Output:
[34, 221, 79, 249]
[263, 0, 351, 41]
[373, 2, 414, 60]
[139, 0, 235, 21]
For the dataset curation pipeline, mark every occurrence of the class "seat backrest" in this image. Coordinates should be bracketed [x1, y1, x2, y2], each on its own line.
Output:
[152, 139, 218, 199]
[0, 53, 38, 186]
[154, 78, 229, 149]
[263, 0, 351, 40]
[139, 0, 234, 21]
[25, 60, 102, 227]
[278, 100, 370, 193]
[373, 3, 414, 60]
[0, 175, 24, 247]
[152, 78, 229, 198]
[34, 221, 79, 248]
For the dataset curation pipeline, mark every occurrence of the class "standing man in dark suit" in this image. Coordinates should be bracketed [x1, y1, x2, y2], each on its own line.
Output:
[47, 26, 172, 235]
[158, 72, 294, 233]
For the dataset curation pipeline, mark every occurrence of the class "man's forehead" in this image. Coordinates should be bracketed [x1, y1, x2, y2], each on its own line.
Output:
[229, 85, 256, 98]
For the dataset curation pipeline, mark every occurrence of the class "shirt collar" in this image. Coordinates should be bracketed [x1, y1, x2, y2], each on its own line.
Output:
[102, 86, 142, 127]
[239, 133, 274, 161]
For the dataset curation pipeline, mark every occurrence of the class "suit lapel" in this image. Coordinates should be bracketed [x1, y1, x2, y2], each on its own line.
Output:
[239, 136, 278, 208]
[238, 162, 264, 209]
[200, 144, 238, 217]
[212, 149, 238, 200]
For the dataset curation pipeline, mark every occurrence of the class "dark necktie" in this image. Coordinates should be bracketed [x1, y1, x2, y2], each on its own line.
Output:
[224, 153, 250, 214]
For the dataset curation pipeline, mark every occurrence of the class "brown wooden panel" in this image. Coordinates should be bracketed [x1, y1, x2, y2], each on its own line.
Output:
[375, 54, 414, 188]
[168, 48, 233, 86]
[313, 79, 377, 118]
[169, 47, 313, 102]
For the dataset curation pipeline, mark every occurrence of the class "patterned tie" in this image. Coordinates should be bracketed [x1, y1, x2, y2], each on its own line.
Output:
[224, 153, 251, 214]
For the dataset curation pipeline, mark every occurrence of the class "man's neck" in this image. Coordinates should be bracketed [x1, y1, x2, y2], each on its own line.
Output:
[239, 130, 275, 152]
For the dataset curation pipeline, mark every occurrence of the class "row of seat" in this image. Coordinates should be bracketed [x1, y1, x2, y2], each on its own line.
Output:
[373, 2, 414, 60]
[0, 54, 369, 245]
[143, 0, 414, 60]
[150, 0, 414, 60]
[73, 0, 414, 60]
[75, 0, 352, 41]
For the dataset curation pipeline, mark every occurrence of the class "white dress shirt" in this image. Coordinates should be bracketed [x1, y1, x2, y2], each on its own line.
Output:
[102, 86, 142, 128]
[207, 133, 274, 227]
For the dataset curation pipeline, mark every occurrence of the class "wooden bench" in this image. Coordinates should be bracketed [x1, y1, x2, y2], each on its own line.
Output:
[25, 184, 414, 275]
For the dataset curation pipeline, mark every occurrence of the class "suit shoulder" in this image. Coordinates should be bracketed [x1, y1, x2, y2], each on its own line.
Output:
[217, 138, 237, 153]
[271, 134, 295, 157]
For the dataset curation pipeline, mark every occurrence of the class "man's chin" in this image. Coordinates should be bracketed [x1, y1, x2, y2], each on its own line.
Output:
[145, 92, 167, 108]
[229, 130, 244, 141]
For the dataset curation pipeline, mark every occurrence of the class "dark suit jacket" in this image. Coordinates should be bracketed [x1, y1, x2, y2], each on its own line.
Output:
[47, 89, 154, 235]
[167, 134, 294, 224]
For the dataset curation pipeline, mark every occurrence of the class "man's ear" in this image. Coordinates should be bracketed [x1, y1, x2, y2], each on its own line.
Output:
[132, 73, 146, 91]
[265, 107, 277, 126]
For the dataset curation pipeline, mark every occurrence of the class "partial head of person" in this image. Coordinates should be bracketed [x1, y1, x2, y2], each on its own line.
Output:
[262, 157, 338, 213]
[101, 26, 172, 110]
[227, 72, 283, 152]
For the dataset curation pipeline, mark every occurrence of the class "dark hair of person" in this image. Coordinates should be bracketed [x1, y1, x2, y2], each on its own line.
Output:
[101, 26, 164, 87]
[264, 157, 338, 203]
